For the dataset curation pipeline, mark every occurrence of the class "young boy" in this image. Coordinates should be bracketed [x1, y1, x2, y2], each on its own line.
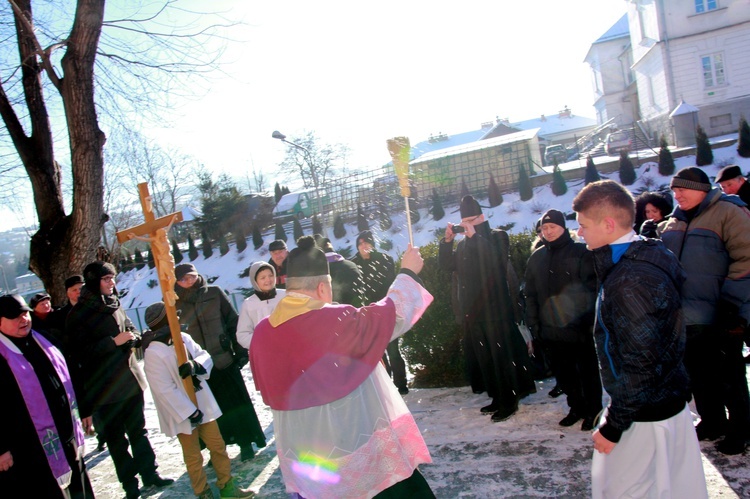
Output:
[571, 180, 707, 498]
[142, 302, 255, 499]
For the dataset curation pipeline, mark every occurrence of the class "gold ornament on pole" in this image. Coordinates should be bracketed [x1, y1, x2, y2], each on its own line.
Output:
[386, 136, 413, 245]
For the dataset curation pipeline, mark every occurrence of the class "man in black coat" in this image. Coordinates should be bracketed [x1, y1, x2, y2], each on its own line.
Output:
[524, 209, 601, 431]
[67, 261, 172, 498]
[0, 294, 94, 498]
[350, 230, 408, 394]
[439, 196, 536, 422]
[716, 164, 750, 205]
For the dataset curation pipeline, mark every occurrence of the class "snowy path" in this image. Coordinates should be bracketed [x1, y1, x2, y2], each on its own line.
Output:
[84, 367, 748, 498]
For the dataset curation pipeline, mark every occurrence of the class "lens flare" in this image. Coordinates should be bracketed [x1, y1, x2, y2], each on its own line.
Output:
[291, 453, 340, 484]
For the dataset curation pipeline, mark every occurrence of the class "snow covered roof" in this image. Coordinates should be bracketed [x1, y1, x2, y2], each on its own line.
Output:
[669, 100, 700, 117]
[180, 205, 202, 222]
[509, 113, 597, 138]
[593, 14, 629, 45]
[411, 128, 539, 165]
[410, 128, 490, 160]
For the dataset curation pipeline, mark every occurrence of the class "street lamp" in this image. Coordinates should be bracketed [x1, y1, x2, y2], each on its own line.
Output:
[272, 131, 326, 232]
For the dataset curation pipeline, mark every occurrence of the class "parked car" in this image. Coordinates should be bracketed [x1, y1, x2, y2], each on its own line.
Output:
[544, 144, 568, 165]
[605, 130, 632, 155]
[273, 190, 332, 221]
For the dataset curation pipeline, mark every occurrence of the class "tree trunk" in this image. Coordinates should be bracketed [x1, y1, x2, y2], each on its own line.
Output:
[9, 1, 107, 304]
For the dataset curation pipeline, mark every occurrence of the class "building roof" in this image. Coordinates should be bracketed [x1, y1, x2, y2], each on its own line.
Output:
[669, 100, 700, 117]
[410, 128, 491, 160]
[411, 128, 540, 165]
[508, 112, 597, 139]
[593, 14, 629, 45]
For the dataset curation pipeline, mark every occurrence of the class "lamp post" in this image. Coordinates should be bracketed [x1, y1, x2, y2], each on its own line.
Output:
[272, 131, 326, 232]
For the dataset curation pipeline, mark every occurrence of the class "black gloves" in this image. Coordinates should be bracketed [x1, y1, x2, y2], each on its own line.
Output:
[640, 219, 659, 238]
[234, 350, 249, 369]
[188, 409, 204, 428]
[179, 360, 197, 379]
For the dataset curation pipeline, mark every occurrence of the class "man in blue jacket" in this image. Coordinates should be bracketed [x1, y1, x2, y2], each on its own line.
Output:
[572, 180, 706, 498]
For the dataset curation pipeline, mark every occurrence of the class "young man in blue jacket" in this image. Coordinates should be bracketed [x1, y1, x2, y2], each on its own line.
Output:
[572, 180, 706, 499]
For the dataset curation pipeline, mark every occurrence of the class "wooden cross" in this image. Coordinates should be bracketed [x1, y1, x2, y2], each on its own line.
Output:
[116, 183, 196, 403]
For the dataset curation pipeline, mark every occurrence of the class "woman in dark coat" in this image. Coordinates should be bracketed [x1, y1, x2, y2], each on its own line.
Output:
[634, 191, 673, 237]
[174, 263, 266, 461]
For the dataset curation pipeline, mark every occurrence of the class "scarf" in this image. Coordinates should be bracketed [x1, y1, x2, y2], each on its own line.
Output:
[0, 331, 85, 488]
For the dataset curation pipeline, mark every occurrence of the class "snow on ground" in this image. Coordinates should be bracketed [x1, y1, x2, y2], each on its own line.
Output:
[93, 143, 750, 497]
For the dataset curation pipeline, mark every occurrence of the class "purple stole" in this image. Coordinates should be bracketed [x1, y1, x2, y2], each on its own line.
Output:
[0, 330, 85, 489]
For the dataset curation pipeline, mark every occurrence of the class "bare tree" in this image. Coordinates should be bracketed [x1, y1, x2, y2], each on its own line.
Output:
[278, 131, 350, 193]
[0, 1, 235, 302]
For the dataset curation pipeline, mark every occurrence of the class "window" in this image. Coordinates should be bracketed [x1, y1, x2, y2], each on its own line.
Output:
[695, 0, 717, 13]
[702, 53, 725, 88]
[710, 114, 732, 128]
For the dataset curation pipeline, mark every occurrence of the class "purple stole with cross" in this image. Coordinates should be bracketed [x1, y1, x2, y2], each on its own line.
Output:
[0, 330, 85, 489]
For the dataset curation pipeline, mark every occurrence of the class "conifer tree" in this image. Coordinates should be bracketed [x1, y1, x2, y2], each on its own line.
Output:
[171, 239, 184, 264]
[293, 218, 304, 241]
[312, 215, 323, 235]
[658, 135, 676, 176]
[378, 200, 392, 231]
[357, 203, 370, 233]
[274, 182, 283, 203]
[187, 234, 199, 261]
[695, 124, 713, 166]
[551, 163, 568, 196]
[619, 151, 636, 185]
[585, 155, 600, 184]
[201, 230, 213, 259]
[275, 221, 287, 242]
[252, 225, 263, 250]
[518, 164, 533, 201]
[219, 234, 229, 256]
[147, 247, 155, 269]
[737, 116, 750, 158]
[488, 174, 503, 207]
[431, 188, 445, 221]
[409, 198, 421, 224]
[134, 248, 145, 270]
[125, 251, 134, 269]
[333, 213, 347, 239]
[460, 178, 470, 200]
[235, 226, 247, 253]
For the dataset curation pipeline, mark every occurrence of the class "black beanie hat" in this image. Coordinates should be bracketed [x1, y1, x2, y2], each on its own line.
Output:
[287, 236, 330, 277]
[356, 230, 375, 248]
[175, 263, 198, 281]
[540, 209, 566, 229]
[64, 275, 84, 289]
[269, 239, 287, 252]
[83, 261, 117, 293]
[460, 195, 482, 218]
[670, 167, 711, 192]
[144, 301, 169, 330]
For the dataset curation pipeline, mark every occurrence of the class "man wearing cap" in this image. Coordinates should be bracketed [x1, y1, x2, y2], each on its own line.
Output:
[524, 209, 601, 431]
[174, 263, 266, 461]
[250, 236, 434, 498]
[0, 294, 94, 498]
[141, 302, 255, 499]
[314, 233, 363, 306]
[267, 240, 288, 289]
[659, 167, 750, 455]
[440, 195, 536, 422]
[715, 164, 750, 205]
[350, 230, 408, 394]
[29, 292, 57, 340]
[67, 261, 172, 498]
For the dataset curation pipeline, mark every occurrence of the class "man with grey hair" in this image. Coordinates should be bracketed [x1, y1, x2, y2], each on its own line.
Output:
[250, 235, 435, 498]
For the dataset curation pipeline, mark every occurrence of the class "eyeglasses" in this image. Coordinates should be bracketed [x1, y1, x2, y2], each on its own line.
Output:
[101, 276, 115, 283]
[178, 274, 198, 284]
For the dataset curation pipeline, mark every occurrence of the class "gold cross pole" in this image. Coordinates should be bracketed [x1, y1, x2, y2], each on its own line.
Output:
[115, 183, 195, 404]
[387, 136, 413, 246]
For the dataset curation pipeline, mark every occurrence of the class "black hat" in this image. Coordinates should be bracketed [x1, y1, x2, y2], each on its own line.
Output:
[715, 165, 743, 183]
[83, 261, 117, 292]
[670, 167, 711, 192]
[0, 294, 32, 320]
[64, 275, 84, 289]
[29, 292, 51, 309]
[175, 263, 198, 281]
[269, 240, 287, 252]
[287, 236, 330, 277]
[356, 230, 375, 247]
[144, 301, 169, 330]
[540, 209, 566, 229]
[313, 234, 334, 252]
[460, 195, 482, 218]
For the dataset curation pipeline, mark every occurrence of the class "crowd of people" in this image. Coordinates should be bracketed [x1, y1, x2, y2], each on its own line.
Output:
[1, 163, 749, 498]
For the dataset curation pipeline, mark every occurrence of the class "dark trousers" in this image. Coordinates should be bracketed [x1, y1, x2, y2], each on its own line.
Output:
[546, 339, 602, 418]
[96, 392, 158, 492]
[374, 468, 435, 498]
[206, 365, 266, 449]
[382, 338, 407, 389]
[685, 325, 750, 440]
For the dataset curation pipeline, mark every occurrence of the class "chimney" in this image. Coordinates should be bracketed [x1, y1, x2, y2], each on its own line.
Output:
[540, 114, 547, 122]
[558, 106, 571, 118]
